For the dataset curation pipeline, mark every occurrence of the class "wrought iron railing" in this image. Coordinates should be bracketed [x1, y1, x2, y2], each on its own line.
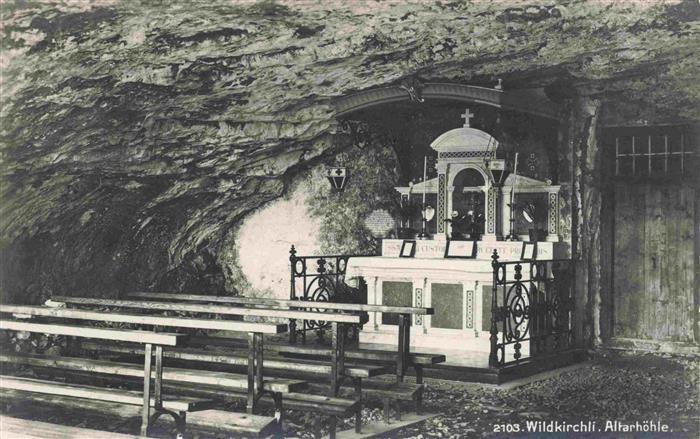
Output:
[489, 250, 574, 368]
[288, 246, 369, 343]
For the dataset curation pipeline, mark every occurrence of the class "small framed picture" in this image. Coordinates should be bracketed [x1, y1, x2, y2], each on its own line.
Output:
[400, 240, 416, 258]
[444, 240, 477, 259]
[521, 242, 537, 260]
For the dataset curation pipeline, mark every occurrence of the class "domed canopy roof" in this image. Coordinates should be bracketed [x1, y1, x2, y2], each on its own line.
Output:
[430, 127, 498, 153]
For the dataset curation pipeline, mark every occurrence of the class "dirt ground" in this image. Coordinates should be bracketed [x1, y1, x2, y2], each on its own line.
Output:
[2, 350, 698, 438]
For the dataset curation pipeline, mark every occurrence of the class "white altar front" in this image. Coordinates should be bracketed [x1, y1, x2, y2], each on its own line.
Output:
[347, 240, 566, 356]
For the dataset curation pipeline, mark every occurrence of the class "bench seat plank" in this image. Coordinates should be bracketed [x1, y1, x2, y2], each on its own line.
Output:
[51, 298, 362, 324]
[0, 375, 209, 412]
[0, 320, 182, 346]
[188, 335, 446, 365]
[0, 391, 277, 437]
[184, 410, 278, 436]
[38, 370, 360, 418]
[0, 415, 143, 439]
[81, 342, 389, 378]
[127, 292, 434, 315]
[3, 305, 287, 334]
[1, 353, 307, 394]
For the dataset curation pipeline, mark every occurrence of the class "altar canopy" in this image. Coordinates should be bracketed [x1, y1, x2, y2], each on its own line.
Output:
[394, 110, 561, 242]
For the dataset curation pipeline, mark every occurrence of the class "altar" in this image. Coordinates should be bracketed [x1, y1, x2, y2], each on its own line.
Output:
[346, 111, 569, 363]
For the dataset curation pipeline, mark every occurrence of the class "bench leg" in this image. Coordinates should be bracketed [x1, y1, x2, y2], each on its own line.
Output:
[395, 400, 402, 421]
[415, 365, 424, 415]
[397, 314, 410, 383]
[176, 411, 187, 439]
[141, 343, 153, 437]
[329, 322, 346, 397]
[329, 417, 337, 439]
[353, 377, 362, 434]
[289, 319, 297, 344]
[154, 345, 163, 410]
[247, 332, 263, 414]
[313, 416, 322, 439]
[383, 397, 391, 424]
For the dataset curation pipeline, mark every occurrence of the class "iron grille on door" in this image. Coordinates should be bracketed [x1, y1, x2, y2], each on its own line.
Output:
[611, 126, 698, 179]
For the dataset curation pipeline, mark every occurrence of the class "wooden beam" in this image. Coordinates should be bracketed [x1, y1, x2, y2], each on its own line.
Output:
[1, 353, 307, 394]
[126, 292, 434, 315]
[187, 336, 446, 365]
[0, 375, 205, 412]
[0, 320, 182, 346]
[51, 297, 362, 324]
[80, 342, 389, 378]
[0, 415, 142, 439]
[2, 305, 288, 334]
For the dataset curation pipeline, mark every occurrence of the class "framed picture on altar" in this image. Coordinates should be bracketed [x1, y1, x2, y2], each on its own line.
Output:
[400, 240, 416, 258]
[444, 240, 477, 259]
[521, 242, 537, 260]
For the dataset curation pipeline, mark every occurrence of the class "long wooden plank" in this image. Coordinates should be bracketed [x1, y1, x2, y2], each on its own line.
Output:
[50, 370, 358, 417]
[0, 320, 182, 346]
[51, 297, 362, 324]
[0, 376, 207, 412]
[0, 415, 143, 439]
[0, 390, 277, 437]
[0, 353, 307, 394]
[81, 342, 388, 378]
[127, 292, 434, 315]
[188, 336, 446, 365]
[2, 305, 288, 334]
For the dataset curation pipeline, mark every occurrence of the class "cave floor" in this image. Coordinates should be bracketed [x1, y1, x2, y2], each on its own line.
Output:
[1, 351, 697, 438]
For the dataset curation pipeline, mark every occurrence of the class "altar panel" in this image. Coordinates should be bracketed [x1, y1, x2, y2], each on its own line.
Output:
[430, 283, 463, 329]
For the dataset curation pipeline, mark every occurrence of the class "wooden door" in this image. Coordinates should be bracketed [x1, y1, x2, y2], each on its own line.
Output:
[613, 183, 696, 342]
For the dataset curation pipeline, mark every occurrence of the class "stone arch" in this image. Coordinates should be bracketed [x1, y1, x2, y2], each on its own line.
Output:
[333, 83, 561, 120]
[448, 164, 490, 188]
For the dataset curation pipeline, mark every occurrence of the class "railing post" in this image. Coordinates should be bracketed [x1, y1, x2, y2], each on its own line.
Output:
[289, 245, 297, 344]
[141, 343, 153, 437]
[489, 250, 500, 368]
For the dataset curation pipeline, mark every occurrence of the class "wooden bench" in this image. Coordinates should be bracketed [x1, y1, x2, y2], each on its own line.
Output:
[0, 319, 197, 437]
[3, 304, 298, 417]
[52, 296, 371, 438]
[1, 305, 302, 438]
[119, 293, 440, 432]
[184, 335, 444, 414]
[124, 292, 433, 383]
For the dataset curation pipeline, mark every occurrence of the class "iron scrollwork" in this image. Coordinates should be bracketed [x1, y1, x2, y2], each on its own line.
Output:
[489, 250, 574, 368]
[289, 246, 368, 343]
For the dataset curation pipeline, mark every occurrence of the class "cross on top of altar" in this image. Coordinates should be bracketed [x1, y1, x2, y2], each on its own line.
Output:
[460, 108, 474, 127]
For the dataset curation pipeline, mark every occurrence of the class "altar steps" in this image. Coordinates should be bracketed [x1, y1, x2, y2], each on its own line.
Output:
[409, 348, 587, 385]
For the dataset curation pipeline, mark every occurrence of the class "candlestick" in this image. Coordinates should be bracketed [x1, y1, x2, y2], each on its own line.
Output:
[506, 152, 519, 241]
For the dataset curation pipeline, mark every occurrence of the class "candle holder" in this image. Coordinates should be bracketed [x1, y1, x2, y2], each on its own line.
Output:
[417, 205, 435, 240]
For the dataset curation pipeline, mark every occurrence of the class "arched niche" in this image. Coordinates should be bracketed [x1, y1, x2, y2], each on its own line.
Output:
[449, 168, 487, 239]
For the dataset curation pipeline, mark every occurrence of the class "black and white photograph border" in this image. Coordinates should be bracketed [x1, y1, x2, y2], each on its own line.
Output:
[0, 1, 698, 438]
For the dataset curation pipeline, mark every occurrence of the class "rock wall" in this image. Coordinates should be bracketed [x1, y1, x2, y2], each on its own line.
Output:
[1, 0, 698, 323]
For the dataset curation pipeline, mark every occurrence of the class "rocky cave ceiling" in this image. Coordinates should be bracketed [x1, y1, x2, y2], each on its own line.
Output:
[0, 0, 698, 301]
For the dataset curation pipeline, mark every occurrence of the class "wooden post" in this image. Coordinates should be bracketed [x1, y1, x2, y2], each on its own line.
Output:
[329, 322, 346, 439]
[246, 332, 256, 414]
[154, 345, 163, 410]
[415, 365, 423, 414]
[396, 314, 410, 382]
[141, 343, 153, 437]
[353, 377, 362, 433]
